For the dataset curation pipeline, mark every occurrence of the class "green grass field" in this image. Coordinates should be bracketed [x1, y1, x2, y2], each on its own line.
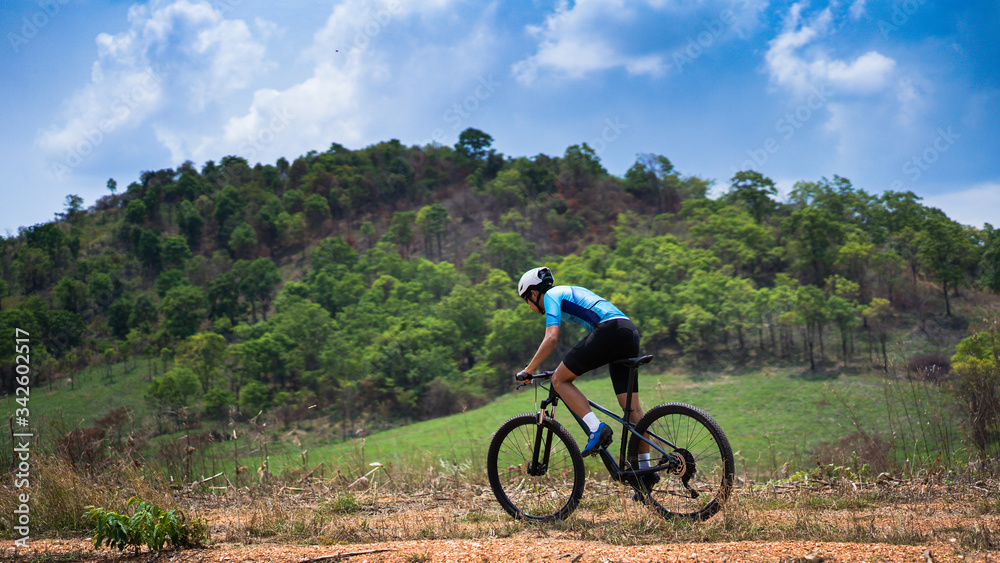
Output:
[6, 356, 966, 483]
[239, 365, 965, 483]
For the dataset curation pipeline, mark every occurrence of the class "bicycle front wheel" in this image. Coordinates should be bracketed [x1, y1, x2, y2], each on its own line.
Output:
[486, 413, 585, 522]
[627, 403, 734, 521]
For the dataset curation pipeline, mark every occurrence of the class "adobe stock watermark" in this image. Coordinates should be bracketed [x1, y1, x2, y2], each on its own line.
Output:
[669, 0, 755, 74]
[350, 1, 403, 53]
[888, 126, 959, 190]
[587, 116, 629, 157]
[49, 66, 168, 181]
[876, 0, 930, 39]
[8, 0, 73, 54]
[237, 106, 296, 165]
[416, 74, 501, 148]
[209, 0, 246, 16]
[731, 84, 832, 174]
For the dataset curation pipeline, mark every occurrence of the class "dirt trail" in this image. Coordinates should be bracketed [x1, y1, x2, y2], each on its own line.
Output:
[6, 481, 999, 562]
[4, 537, 994, 562]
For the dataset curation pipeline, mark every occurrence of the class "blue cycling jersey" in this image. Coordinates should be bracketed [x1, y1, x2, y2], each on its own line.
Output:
[543, 285, 628, 332]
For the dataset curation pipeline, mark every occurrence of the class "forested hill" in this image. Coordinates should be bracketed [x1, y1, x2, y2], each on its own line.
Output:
[1, 128, 999, 429]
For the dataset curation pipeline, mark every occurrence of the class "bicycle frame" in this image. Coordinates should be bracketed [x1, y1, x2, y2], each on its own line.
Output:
[527, 369, 681, 488]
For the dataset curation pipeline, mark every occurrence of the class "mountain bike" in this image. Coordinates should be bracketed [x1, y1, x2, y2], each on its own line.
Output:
[486, 355, 734, 522]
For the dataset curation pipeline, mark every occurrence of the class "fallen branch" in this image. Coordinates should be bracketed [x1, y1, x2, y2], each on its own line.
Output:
[189, 471, 225, 491]
[300, 548, 396, 562]
[299, 462, 325, 484]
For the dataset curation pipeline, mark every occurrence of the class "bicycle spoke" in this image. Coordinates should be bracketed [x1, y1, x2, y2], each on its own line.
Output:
[487, 414, 585, 522]
[627, 403, 734, 521]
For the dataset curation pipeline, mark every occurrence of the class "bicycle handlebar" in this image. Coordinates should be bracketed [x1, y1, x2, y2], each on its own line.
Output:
[515, 370, 554, 390]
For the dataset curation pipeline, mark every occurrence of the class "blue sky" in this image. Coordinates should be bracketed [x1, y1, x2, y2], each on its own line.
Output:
[2, 0, 998, 235]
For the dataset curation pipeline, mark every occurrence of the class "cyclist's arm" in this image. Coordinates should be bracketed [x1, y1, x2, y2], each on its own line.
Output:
[525, 324, 559, 374]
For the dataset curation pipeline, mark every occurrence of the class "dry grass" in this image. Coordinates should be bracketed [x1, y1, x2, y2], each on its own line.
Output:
[168, 470, 1000, 555]
[0, 454, 178, 537]
[4, 454, 999, 558]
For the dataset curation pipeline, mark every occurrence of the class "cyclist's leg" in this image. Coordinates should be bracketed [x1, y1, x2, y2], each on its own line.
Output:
[616, 392, 649, 455]
[551, 362, 591, 418]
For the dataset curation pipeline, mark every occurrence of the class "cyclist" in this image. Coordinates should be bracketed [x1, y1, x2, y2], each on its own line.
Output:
[516, 267, 654, 479]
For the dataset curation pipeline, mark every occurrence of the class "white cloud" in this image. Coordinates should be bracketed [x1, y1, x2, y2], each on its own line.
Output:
[161, 0, 478, 165]
[923, 183, 1000, 229]
[765, 4, 896, 97]
[513, 0, 680, 85]
[849, 0, 867, 20]
[36, 0, 274, 166]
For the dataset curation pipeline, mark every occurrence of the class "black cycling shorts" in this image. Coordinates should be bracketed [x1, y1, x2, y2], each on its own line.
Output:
[562, 318, 641, 395]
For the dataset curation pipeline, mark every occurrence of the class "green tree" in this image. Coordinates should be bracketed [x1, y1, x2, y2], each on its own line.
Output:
[561, 143, 606, 182]
[916, 214, 977, 316]
[54, 276, 88, 312]
[784, 205, 843, 286]
[177, 200, 204, 248]
[275, 212, 306, 249]
[282, 189, 305, 213]
[228, 222, 258, 259]
[145, 367, 200, 411]
[484, 230, 535, 279]
[977, 224, 1000, 294]
[623, 154, 684, 214]
[950, 322, 1000, 458]
[310, 236, 358, 272]
[125, 200, 147, 224]
[108, 297, 134, 339]
[385, 211, 417, 259]
[207, 271, 245, 323]
[676, 303, 716, 361]
[727, 170, 777, 223]
[239, 258, 281, 322]
[871, 248, 905, 303]
[310, 270, 365, 315]
[455, 128, 493, 160]
[161, 285, 208, 339]
[239, 379, 271, 414]
[795, 284, 828, 370]
[303, 193, 330, 232]
[60, 194, 85, 223]
[161, 235, 192, 268]
[827, 295, 859, 368]
[485, 169, 526, 207]
[176, 332, 227, 393]
[14, 247, 53, 292]
[686, 203, 778, 280]
[214, 184, 244, 244]
[155, 269, 189, 298]
[862, 297, 892, 370]
[836, 231, 875, 302]
[88, 273, 115, 310]
[129, 294, 158, 333]
[136, 230, 162, 269]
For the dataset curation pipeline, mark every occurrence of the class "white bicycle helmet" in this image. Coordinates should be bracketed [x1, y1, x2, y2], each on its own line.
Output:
[517, 267, 554, 299]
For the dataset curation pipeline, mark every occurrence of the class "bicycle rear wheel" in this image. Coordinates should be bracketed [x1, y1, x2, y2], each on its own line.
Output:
[487, 413, 585, 522]
[627, 403, 734, 521]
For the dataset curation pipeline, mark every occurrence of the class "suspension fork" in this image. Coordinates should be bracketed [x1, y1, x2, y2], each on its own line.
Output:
[528, 385, 560, 476]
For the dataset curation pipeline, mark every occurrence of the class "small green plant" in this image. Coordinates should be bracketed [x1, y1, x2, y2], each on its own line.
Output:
[322, 492, 362, 514]
[84, 497, 206, 552]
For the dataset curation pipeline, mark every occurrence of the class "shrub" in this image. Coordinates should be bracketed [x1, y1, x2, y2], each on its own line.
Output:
[907, 353, 951, 383]
[950, 323, 1000, 460]
[84, 497, 206, 552]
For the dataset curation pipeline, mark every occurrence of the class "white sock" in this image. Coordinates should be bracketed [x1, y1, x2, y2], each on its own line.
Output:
[638, 453, 651, 469]
[582, 412, 601, 434]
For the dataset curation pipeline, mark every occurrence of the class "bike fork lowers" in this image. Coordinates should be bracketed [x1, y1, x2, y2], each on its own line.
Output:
[528, 412, 554, 476]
